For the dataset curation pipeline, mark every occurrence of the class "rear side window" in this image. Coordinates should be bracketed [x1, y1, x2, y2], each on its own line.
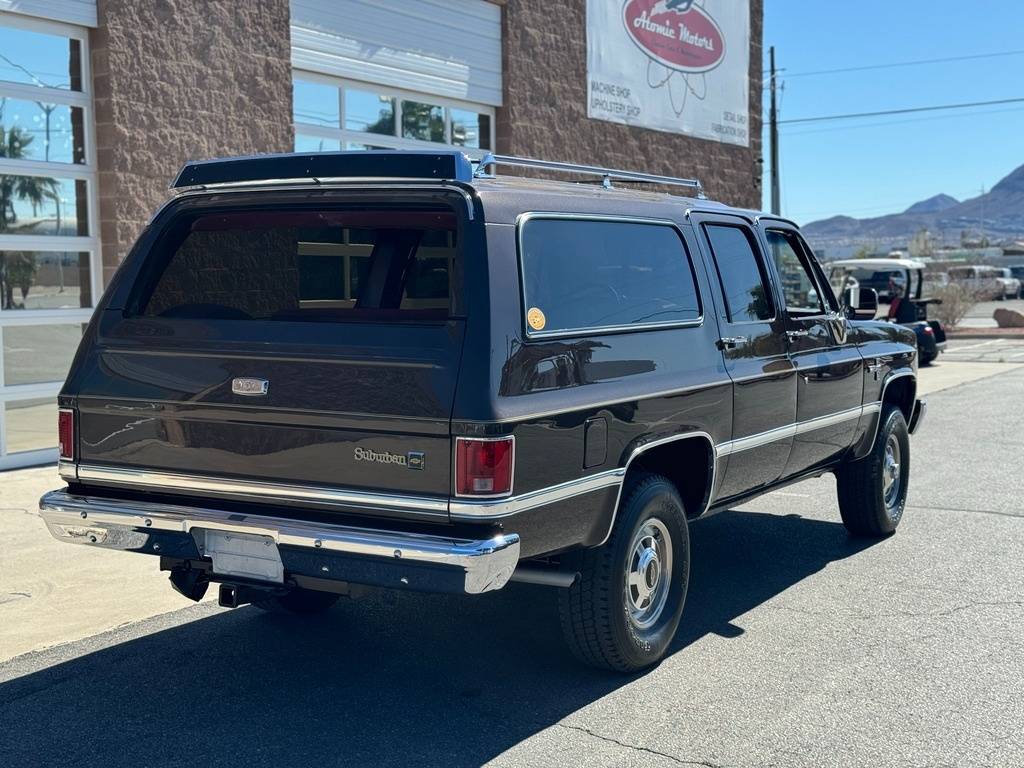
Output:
[703, 224, 774, 323]
[138, 209, 455, 322]
[518, 217, 701, 337]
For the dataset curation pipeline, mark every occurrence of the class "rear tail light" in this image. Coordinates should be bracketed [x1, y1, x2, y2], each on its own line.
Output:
[455, 437, 514, 497]
[58, 408, 76, 461]
[923, 326, 934, 335]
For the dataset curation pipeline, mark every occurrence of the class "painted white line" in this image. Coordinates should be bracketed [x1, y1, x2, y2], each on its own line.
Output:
[947, 339, 1002, 353]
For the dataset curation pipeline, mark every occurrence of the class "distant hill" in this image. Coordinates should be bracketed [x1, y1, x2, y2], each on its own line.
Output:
[802, 163, 1024, 248]
[904, 194, 959, 214]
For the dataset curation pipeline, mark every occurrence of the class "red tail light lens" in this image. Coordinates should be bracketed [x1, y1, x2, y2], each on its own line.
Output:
[455, 437, 514, 497]
[58, 408, 76, 461]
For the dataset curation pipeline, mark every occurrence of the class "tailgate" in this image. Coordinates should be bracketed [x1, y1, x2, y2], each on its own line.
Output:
[66, 197, 470, 515]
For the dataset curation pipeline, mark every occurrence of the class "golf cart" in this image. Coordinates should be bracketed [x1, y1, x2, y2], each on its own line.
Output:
[828, 258, 948, 365]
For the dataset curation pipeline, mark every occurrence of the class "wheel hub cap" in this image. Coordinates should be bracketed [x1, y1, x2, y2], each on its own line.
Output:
[625, 518, 673, 630]
[883, 434, 902, 510]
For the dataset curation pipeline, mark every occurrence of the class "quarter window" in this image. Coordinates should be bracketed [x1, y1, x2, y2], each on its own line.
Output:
[703, 224, 774, 323]
[519, 218, 701, 336]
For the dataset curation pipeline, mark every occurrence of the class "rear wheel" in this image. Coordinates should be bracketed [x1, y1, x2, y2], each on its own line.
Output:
[558, 473, 690, 672]
[254, 587, 340, 615]
[836, 405, 910, 537]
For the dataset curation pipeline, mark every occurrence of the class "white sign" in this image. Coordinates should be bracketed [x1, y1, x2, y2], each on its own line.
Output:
[587, 0, 750, 146]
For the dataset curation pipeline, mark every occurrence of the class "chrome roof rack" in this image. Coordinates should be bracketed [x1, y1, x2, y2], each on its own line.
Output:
[472, 153, 705, 198]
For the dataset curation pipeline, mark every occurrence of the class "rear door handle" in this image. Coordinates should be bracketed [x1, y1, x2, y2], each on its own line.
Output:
[716, 336, 748, 350]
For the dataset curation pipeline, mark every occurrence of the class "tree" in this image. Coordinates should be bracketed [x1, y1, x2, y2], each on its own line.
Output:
[0, 121, 59, 308]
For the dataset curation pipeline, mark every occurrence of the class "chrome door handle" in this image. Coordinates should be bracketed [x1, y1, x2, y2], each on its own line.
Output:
[716, 336, 748, 350]
[866, 361, 883, 373]
[786, 329, 810, 339]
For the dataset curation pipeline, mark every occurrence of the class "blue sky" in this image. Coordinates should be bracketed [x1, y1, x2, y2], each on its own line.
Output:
[763, 1, 1024, 224]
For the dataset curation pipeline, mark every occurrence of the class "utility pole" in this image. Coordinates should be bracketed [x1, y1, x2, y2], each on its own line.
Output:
[769, 46, 780, 215]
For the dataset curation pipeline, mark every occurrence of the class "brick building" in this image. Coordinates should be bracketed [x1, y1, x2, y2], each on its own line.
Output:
[0, 0, 761, 467]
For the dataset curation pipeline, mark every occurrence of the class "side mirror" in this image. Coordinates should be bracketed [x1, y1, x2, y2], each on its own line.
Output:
[850, 288, 878, 320]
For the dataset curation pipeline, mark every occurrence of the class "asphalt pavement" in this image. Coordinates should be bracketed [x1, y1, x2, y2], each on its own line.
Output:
[1, 351, 1023, 767]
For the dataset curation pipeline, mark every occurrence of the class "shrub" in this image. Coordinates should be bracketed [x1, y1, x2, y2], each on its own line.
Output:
[930, 284, 980, 328]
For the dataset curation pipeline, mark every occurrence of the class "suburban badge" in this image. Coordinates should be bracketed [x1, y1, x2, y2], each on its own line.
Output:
[353, 447, 425, 470]
[231, 378, 269, 396]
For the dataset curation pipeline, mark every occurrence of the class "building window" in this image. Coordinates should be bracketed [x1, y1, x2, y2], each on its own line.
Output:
[292, 73, 494, 155]
[0, 12, 98, 468]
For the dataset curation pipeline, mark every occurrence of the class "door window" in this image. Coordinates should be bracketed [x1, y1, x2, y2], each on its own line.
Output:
[703, 224, 775, 323]
[764, 229, 827, 316]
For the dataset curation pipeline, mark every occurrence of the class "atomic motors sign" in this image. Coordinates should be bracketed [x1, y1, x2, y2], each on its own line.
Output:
[587, 0, 750, 145]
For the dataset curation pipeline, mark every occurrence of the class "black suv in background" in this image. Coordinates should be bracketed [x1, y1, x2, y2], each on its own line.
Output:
[40, 151, 925, 671]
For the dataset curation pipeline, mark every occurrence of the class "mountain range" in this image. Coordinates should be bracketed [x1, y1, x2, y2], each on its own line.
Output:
[801, 162, 1024, 248]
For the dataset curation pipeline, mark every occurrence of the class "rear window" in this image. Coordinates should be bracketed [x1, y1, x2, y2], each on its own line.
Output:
[138, 209, 456, 321]
[518, 217, 701, 337]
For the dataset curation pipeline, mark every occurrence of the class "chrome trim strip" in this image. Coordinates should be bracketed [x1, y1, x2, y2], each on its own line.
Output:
[716, 403, 877, 457]
[450, 469, 623, 520]
[74, 464, 450, 517]
[58, 459, 78, 482]
[38, 490, 519, 594]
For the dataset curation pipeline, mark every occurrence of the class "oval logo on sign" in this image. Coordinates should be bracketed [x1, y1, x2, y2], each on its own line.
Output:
[622, 0, 726, 74]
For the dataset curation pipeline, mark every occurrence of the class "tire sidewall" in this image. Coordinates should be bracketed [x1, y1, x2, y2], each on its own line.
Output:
[875, 408, 910, 532]
[608, 479, 690, 669]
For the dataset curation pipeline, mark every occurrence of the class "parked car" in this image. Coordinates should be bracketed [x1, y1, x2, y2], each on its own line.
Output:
[827, 258, 948, 365]
[997, 268, 1022, 299]
[39, 151, 926, 672]
[947, 264, 1019, 300]
[1007, 265, 1024, 284]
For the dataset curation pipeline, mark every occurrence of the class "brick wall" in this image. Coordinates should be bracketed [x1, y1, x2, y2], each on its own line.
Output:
[91, 0, 294, 282]
[496, 0, 763, 209]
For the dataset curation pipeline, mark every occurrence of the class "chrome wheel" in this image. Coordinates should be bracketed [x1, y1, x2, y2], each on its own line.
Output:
[882, 433, 902, 512]
[624, 518, 672, 630]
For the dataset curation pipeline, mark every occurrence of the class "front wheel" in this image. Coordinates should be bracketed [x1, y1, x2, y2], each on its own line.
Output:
[558, 473, 690, 672]
[836, 404, 910, 537]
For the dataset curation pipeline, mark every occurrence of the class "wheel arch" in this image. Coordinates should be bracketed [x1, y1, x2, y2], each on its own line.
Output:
[854, 369, 916, 459]
[597, 431, 716, 546]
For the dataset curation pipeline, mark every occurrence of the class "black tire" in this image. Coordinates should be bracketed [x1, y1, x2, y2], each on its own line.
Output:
[254, 587, 340, 615]
[836, 405, 910, 537]
[558, 473, 690, 672]
[920, 349, 937, 366]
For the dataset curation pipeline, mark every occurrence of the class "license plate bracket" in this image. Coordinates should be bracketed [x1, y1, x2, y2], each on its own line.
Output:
[194, 529, 284, 584]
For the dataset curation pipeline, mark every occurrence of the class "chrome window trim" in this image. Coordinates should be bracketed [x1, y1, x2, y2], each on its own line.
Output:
[515, 212, 705, 341]
[73, 464, 450, 518]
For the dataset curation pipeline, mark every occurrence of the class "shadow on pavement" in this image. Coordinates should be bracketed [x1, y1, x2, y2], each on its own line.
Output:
[0, 509, 875, 767]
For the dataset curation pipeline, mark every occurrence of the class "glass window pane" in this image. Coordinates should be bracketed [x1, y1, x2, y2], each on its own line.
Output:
[765, 230, 826, 314]
[704, 225, 775, 323]
[295, 134, 341, 153]
[2, 323, 82, 385]
[0, 99, 86, 163]
[0, 24, 81, 90]
[4, 398, 56, 454]
[520, 219, 701, 335]
[401, 100, 445, 142]
[292, 79, 339, 127]
[450, 109, 490, 149]
[0, 175, 88, 236]
[344, 89, 396, 135]
[0, 251, 91, 309]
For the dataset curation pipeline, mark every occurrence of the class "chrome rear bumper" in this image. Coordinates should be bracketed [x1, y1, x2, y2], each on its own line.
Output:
[39, 490, 520, 594]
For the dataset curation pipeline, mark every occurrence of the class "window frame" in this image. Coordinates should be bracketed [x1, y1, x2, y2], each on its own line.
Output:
[700, 221, 778, 325]
[292, 71, 496, 156]
[515, 212, 705, 341]
[762, 226, 835, 319]
[0, 11, 99, 468]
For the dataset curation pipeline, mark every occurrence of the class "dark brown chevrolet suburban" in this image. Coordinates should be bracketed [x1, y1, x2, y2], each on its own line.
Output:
[40, 151, 926, 671]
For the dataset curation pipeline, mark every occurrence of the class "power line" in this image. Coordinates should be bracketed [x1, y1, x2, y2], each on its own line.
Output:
[780, 105, 1024, 137]
[778, 97, 1024, 125]
[775, 48, 1024, 78]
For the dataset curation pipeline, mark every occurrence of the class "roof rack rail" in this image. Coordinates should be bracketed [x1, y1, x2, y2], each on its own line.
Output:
[472, 153, 705, 198]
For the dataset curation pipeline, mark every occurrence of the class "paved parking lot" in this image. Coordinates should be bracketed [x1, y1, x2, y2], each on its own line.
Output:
[1, 350, 1022, 767]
